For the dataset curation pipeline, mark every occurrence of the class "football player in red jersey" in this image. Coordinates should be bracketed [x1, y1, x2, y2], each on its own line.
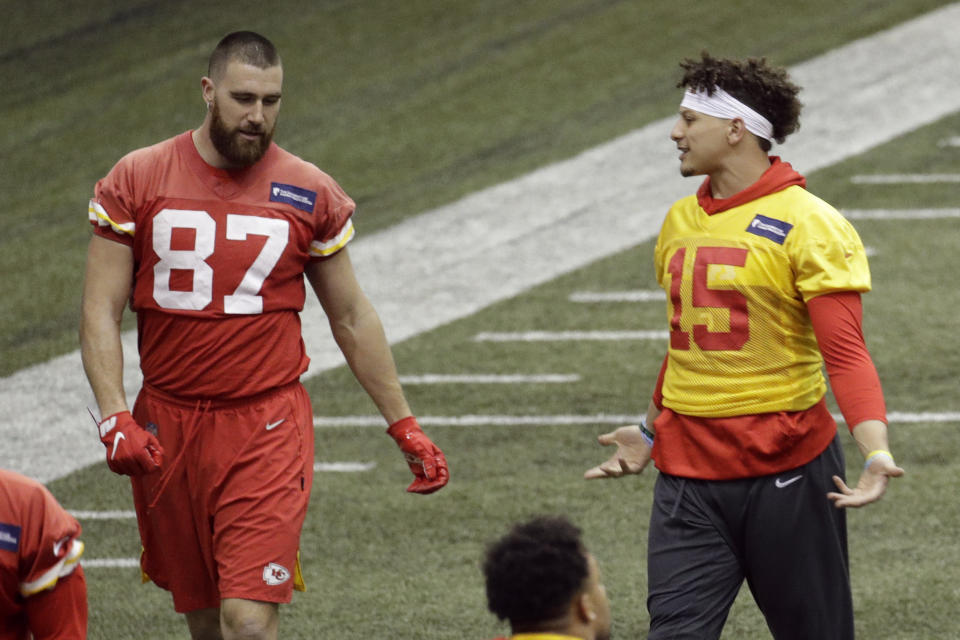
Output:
[0, 469, 87, 640]
[585, 53, 903, 639]
[483, 516, 611, 640]
[80, 31, 448, 640]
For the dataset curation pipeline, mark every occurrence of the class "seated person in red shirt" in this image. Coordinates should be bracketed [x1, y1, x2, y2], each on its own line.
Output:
[0, 469, 87, 640]
[483, 516, 610, 640]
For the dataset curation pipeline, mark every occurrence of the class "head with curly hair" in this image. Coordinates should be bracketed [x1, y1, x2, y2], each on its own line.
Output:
[483, 516, 611, 640]
[677, 51, 802, 151]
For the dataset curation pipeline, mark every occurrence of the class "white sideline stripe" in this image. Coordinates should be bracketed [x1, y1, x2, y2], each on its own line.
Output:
[83, 558, 139, 569]
[570, 290, 666, 303]
[474, 330, 669, 342]
[398, 373, 580, 384]
[939, 136, 960, 147]
[69, 510, 137, 520]
[314, 412, 960, 428]
[842, 208, 960, 220]
[884, 411, 960, 424]
[850, 174, 960, 184]
[314, 461, 376, 472]
[5, 5, 960, 482]
[315, 414, 644, 427]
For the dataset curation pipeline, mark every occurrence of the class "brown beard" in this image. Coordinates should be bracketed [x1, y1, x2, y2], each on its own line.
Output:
[208, 100, 274, 167]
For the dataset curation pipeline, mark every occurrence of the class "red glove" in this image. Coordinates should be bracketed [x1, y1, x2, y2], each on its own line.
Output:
[98, 411, 163, 476]
[387, 416, 449, 494]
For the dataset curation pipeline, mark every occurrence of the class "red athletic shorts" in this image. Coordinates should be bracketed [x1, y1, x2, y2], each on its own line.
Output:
[129, 381, 314, 613]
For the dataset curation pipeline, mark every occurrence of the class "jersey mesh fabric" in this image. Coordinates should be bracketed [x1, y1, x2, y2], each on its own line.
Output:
[650, 159, 873, 479]
[653, 171, 871, 417]
[88, 131, 355, 399]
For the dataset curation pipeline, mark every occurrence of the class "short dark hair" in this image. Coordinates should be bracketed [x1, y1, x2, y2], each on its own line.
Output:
[678, 51, 802, 149]
[483, 516, 589, 629]
[208, 31, 281, 80]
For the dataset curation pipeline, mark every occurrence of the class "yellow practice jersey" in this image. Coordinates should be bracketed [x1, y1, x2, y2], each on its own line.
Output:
[654, 184, 871, 417]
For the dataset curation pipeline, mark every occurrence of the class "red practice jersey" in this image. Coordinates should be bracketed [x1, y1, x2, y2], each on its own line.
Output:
[0, 470, 85, 640]
[88, 131, 356, 399]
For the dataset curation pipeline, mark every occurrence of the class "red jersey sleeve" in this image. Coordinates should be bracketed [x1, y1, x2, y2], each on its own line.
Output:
[807, 291, 887, 429]
[308, 175, 355, 260]
[0, 471, 85, 639]
[9, 476, 84, 597]
[89, 152, 139, 246]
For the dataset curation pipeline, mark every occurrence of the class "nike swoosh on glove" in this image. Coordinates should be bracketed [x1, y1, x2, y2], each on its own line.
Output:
[387, 416, 449, 494]
[98, 411, 164, 476]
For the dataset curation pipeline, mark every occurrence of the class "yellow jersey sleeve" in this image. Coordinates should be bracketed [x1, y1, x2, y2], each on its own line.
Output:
[788, 195, 871, 300]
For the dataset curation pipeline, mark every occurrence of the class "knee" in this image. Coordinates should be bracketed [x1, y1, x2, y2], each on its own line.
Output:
[220, 600, 278, 640]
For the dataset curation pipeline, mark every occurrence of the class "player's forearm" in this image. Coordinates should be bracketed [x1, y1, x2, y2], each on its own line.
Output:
[79, 306, 129, 417]
[330, 305, 412, 424]
[850, 419, 893, 460]
[80, 235, 134, 417]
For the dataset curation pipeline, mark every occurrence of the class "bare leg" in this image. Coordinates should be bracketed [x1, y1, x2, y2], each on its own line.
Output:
[220, 599, 279, 640]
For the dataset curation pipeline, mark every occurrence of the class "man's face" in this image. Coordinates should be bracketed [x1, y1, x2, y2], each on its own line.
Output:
[586, 553, 612, 640]
[669, 107, 730, 178]
[206, 60, 283, 167]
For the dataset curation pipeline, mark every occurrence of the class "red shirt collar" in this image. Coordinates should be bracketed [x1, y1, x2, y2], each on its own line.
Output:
[696, 156, 807, 215]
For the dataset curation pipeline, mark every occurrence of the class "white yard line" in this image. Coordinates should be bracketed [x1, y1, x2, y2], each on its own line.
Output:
[398, 373, 580, 384]
[82, 559, 140, 569]
[314, 412, 960, 428]
[4, 4, 960, 482]
[842, 208, 960, 219]
[315, 414, 644, 428]
[314, 461, 377, 472]
[938, 136, 960, 147]
[69, 510, 137, 520]
[474, 330, 669, 342]
[850, 174, 960, 184]
[569, 290, 666, 303]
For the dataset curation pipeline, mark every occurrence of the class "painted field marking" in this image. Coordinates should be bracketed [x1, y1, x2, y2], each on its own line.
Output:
[314, 411, 960, 428]
[569, 290, 666, 303]
[314, 461, 376, 472]
[398, 373, 580, 384]
[474, 330, 669, 342]
[5, 4, 960, 483]
[843, 208, 960, 220]
[83, 559, 140, 568]
[315, 414, 643, 427]
[938, 136, 960, 147]
[69, 510, 136, 520]
[850, 174, 960, 184]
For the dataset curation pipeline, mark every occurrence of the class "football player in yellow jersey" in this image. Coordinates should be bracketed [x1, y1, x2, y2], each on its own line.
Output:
[483, 516, 611, 640]
[585, 53, 903, 639]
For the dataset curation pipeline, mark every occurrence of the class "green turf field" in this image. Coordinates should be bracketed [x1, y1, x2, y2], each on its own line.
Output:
[4, 1, 959, 638]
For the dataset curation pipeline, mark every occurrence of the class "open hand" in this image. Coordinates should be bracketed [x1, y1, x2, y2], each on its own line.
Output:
[584, 425, 653, 479]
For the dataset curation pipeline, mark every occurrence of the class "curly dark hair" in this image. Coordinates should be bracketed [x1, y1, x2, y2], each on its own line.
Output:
[483, 516, 589, 629]
[678, 51, 802, 149]
[208, 31, 282, 80]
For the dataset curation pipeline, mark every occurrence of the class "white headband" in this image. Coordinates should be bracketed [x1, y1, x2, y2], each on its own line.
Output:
[680, 87, 774, 142]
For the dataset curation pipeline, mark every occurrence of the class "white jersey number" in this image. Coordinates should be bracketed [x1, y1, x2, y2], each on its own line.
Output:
[152, 208, 289, 313]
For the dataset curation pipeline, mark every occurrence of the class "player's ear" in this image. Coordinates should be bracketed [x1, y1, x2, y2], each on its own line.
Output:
[727, 117, 748, 144]
[575, 591, 597, 624]
[200, 76, 215, 110]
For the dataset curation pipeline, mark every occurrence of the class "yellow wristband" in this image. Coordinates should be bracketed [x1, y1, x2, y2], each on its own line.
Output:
[864, 449, 894, 470]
